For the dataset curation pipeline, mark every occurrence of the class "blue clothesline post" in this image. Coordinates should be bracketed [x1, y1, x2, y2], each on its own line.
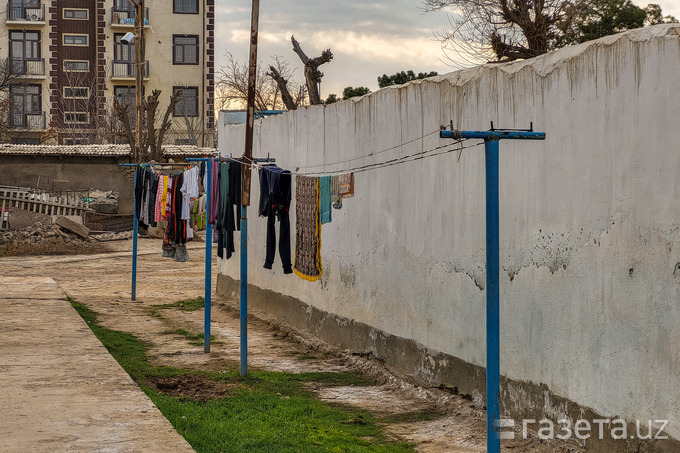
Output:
[440, 125, 545, 453]
[187, 157, 214, 353]
[121, 160, 214, 352]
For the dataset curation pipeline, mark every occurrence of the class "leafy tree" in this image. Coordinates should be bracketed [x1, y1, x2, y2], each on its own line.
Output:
[378, 70, 439, 88]
[644, 3, 677, 25]
[342, 86, 370, 99]
[423, 0, 676, 64]
[558, 0, 647, 45]
[324, 93, 338, 104]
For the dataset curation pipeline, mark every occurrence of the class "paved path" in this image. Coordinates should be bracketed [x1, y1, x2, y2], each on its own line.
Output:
[0, 275, 195, 453]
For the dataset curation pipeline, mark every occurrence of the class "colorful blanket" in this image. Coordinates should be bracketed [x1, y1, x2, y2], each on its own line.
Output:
[294, 176, 322, 281]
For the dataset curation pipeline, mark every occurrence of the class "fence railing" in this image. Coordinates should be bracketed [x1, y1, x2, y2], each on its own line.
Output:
[111, 6, 149, 26]
[112, 60, 149, 78]
[9, 57, 45, 77]
[6, 3, 45, 22]
[0, 186, 94, 230]
[9, 111, 46, 130]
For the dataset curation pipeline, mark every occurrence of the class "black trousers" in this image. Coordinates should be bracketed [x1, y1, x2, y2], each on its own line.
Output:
[264, 209, 292, 274]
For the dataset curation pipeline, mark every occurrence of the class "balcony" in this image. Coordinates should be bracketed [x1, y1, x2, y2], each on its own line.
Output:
[9, 111, 46, 130]
[111, 60, 149, 79]
[9, 58, 45, 77]
[6, 3, 45, 23]
[111, 7, 149, 27]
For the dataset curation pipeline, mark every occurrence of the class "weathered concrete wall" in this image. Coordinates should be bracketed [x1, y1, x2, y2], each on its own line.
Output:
[0, 156, 134, 214]
[217, 25, 680, 448]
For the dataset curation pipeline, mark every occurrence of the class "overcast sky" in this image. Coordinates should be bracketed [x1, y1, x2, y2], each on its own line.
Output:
[215, 0, 680, 99]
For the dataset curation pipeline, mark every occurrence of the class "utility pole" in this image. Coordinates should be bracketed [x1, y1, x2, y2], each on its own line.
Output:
[239, 0, 260, 378]
[133, 0, 145, 163]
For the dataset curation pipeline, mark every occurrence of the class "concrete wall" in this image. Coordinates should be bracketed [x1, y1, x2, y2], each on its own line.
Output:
[217, 25, 680, 449]
[0, 156, 134, 214]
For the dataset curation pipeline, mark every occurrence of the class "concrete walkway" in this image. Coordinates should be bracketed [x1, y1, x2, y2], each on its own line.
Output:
[0, 276, 195, 453]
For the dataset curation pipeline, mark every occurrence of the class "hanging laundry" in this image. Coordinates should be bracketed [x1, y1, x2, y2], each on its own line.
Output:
[160, 175, 169, 219]
[338, 172, 354, 198]
[294, 176, 322, 281]
[209, 158, 220, 224]
[258, 165, 292, 274]
[215, 161, 234, 259]
[330, 175, 342, 209]
[154, 175, 164, 223]
[319, 175, 332, 225]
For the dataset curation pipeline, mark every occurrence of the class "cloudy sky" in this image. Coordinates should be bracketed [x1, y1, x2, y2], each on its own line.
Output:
[215, 0, 680, 99]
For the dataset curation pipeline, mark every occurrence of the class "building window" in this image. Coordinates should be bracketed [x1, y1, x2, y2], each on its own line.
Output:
[175, 138, 197, 145]
[10, 30, 40, 60]
[11, 137, 41, 145]
[63, 34, 89, 46]
[114, 34, 134, 62]
[63, 87, 89, 99]
[174, 0, 198, 14]
[64, 112, 89, 124]
[114, 86, 137, 107]
[64, 60, 89, 72]
[173, 86, 198, 117]
[63, 8, 88, 20]
[173, 35, 199, 65]
[10, 84, 42, 129]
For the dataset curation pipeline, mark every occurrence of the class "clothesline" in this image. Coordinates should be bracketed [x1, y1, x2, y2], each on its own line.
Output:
[221, 139, 480, 177]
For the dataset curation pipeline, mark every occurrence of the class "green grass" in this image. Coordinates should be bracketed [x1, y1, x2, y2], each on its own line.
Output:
[171, 328, 217, 347]
[154, 297, 206, 311]
[70, 299, 415, 453]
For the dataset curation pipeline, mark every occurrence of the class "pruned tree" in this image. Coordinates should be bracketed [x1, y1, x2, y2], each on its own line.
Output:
[53, 65, 104, 144]
[290, 35, 333, 105]
[215, 53, 306, 111]
[114, 89, 181, 162]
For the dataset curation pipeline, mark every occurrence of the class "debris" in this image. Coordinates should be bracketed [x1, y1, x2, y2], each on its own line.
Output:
[55, 216, 90, 239]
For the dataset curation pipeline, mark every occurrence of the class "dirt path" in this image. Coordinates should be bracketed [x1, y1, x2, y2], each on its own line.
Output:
[0, 237, 583, 452]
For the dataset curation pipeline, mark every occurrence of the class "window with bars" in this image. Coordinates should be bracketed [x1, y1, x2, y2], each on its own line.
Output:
[173, 35, 199, 65]
[63, 87, 89, 99]
[173, 86, 198, 117]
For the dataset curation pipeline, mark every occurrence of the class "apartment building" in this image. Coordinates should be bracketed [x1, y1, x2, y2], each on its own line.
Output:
[1, 0, 215, 146]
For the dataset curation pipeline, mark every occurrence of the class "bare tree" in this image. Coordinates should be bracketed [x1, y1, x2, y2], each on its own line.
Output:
[422, 0, 583, 65]
[290, 36, 333, 105]
[0, 57, 26, 140]
[216, 53, 306, 111]
[114, 89, 181, 162]
[53, 66, 102, 144]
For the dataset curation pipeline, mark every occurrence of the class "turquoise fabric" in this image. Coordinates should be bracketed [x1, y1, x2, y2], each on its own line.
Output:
[319, 175, 332, 224]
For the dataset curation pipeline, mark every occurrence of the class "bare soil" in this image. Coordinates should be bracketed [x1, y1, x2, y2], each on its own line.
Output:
[0, 237, 584, 452]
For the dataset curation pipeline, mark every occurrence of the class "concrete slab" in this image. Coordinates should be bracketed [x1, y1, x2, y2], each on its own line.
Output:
[0, 277, 195, 453]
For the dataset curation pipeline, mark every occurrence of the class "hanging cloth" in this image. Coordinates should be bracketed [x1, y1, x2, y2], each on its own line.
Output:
[319, 175, 332, 224]
[338, 172, 354, 198]
[259, 165, 292, 274]
[330, 175, 342, 209]
[293, 176, 322, 281]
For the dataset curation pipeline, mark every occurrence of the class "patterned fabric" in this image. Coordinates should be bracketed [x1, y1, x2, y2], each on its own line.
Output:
[294, 176, 322, 281]
[319, 175, 332, 224]
[330, 175, 341, 209]
[338, 172, 354, 198]
[154, 176, 164, 223]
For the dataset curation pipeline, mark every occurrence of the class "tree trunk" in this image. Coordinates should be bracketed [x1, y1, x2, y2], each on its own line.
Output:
[267, 66, 297, 110]
[290, 35, 333, 105]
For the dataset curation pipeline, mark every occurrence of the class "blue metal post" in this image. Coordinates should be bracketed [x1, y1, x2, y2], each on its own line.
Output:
[131, 166, 139, 301]
[440, 127, 545, 453]
[240, 204, 248, 376]
[204, 159, 212, 353]
[485, 138, 500, 453]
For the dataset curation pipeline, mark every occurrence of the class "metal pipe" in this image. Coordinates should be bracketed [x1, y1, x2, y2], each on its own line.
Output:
[440, 130, 545, 141]
[240, 204, 248, 377]
[204, 159, 212, 353]
[485, 138, 500, 453]
[131, 165, 138, 301]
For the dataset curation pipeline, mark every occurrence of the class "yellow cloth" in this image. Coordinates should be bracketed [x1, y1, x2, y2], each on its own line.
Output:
[160, 175, 169, 217]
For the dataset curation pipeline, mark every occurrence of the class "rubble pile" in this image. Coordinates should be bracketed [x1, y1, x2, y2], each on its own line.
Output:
[0, 221, 109, 256]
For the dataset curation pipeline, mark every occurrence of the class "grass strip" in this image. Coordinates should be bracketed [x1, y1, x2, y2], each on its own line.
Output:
[70, 299, 415, 452]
